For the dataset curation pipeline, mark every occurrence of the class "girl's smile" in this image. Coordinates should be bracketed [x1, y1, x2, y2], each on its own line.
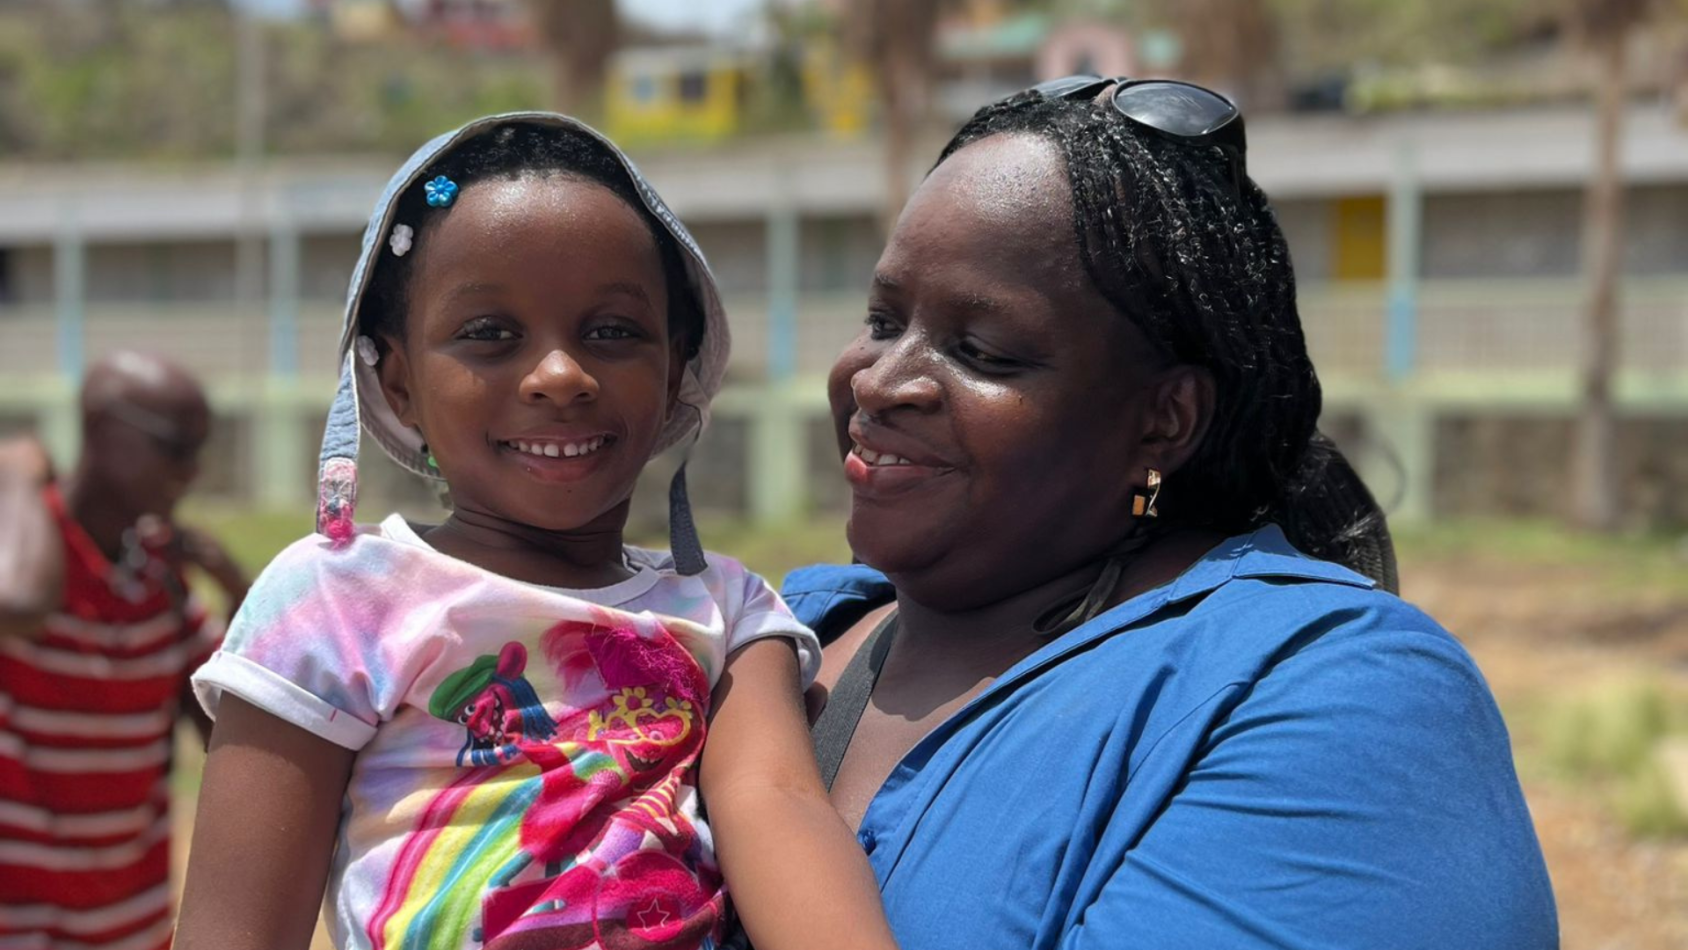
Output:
[496, 429, 619, 483]
[375, 175, 684, 573]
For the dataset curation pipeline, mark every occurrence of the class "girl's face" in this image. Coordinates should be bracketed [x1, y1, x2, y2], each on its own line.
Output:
[458, 681, 520, 745]
[377, 176, 683, 534]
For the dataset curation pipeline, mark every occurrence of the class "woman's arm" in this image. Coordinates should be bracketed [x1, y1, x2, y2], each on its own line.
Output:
[175, 695, 356, 950]
[700, 637, 899, 950]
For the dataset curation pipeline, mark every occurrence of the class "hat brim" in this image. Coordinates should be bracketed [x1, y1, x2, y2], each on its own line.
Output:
[339, 112, 730, 479]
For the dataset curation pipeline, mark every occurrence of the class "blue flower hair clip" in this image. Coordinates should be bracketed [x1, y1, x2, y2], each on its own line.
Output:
[424, 175, 459, 208]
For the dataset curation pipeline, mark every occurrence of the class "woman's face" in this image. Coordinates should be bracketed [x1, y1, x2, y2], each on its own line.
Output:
[828, 134, 1189, 609]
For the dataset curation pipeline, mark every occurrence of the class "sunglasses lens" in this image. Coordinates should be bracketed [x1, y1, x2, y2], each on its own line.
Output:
[1029, 74, 1111, 101]
[1112, 81, 1237, 137]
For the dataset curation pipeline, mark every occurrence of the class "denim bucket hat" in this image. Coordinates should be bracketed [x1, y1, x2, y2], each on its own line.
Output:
[316, 112, 729, 574]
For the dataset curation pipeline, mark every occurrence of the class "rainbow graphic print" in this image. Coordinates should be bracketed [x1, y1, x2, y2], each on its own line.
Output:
[365, 610, 725, 950]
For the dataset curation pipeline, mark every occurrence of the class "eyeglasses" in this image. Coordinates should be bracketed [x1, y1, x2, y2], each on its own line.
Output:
[1024, 75, 1248, 199]
[105, 402, 205, 463]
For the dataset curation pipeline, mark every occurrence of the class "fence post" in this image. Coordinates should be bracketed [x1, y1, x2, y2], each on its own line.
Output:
[257, 217, 307, 509]
[44, 208, 86, 467]
[1376, 140, 1432, 524]
[749, 181, 806, 525]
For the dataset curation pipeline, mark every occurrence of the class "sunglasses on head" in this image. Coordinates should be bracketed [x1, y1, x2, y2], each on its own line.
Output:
[1023, 75, 1248, 200]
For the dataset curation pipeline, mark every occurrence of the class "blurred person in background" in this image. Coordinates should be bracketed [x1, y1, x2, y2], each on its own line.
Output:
[781, 78, 1557, 949]
[0, 350, 246, 950]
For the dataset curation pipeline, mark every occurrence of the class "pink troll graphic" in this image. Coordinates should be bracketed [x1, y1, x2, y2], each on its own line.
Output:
[428, 641, 561, 767]
[374, 611, 724, 950]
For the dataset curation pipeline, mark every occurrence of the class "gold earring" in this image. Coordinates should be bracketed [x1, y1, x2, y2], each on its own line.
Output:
[1132, 468, 1162, 518]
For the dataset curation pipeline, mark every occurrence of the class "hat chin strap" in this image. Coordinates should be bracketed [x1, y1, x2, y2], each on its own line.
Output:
[667, 463, 706, 576]
[317, 353, 362, 545]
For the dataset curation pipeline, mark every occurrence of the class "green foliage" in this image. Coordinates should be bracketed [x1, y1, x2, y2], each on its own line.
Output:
[1394, 519, 1688, 596]
[1613, 753, 1688, 838]
[1267, 0, 1553, 71]
[0, 5, 550, 161]
[1534, 678, 1688, 838]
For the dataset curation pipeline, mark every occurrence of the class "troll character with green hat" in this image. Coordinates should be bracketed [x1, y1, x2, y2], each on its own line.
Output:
[429, 641, 559, 767]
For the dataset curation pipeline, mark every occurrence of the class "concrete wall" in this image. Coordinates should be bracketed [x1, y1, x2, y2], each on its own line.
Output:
[1422, 184, 1688, 280]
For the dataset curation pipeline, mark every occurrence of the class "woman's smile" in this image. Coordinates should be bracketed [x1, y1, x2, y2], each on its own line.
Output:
[843, 420, 959, 498]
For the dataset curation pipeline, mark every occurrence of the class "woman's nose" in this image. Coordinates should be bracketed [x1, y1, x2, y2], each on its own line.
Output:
[851, 335, 942, 415]
[519, 348, 599, 405]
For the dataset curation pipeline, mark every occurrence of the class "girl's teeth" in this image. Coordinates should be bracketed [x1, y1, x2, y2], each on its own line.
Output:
[505, 437, 610, 458]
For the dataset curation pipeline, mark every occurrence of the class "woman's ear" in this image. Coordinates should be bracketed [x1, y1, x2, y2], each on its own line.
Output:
[1141, 366, 1215, 475]
[375, 337, 419, 428]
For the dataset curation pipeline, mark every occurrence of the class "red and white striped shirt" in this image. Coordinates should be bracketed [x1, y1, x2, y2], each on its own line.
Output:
[0, 487, 219, 950]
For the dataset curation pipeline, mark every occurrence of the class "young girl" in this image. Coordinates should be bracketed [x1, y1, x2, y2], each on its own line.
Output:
[176, 115, 896, 950]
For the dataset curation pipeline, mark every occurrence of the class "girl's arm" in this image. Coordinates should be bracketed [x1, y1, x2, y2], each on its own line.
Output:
[175, 695, 356, 950]
[700, 637, 899, 950]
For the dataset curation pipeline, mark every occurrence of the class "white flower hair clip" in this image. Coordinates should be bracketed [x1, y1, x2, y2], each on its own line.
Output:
[355, 335, 380, 367]
[389, 223, 414, 258]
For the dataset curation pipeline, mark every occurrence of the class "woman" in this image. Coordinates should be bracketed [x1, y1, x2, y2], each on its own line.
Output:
[782, 79, 1557, 948]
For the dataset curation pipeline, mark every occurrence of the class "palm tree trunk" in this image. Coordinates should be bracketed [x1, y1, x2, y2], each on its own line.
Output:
[1573, 31, 1627, 531]
[879, 49, 922, 235]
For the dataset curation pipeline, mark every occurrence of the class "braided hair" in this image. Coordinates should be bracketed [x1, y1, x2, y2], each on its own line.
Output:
[939, 93, 1396, 589]
[361, 123, 705, 363]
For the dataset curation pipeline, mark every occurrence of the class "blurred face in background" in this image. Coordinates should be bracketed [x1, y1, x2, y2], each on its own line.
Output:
[86, 397, 210, 519]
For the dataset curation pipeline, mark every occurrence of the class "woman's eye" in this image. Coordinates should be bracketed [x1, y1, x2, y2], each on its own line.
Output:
[957, 341, 1021, 371]
[583, 324, 641, 342]
[458, 319, 516, 342]
[865, 312, 900, 340]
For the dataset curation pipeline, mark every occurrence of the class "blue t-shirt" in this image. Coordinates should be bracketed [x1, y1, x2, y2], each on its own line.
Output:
[782, 526, 1557, 950]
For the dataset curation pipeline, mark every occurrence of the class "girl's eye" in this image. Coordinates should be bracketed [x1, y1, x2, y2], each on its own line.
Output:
[458, 319, 516, 342]
[865, 312, 900, 340]
[583, 324, 642, 342]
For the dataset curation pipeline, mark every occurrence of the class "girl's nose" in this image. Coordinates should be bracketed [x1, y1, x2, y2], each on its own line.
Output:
[519, 348, 600, 406]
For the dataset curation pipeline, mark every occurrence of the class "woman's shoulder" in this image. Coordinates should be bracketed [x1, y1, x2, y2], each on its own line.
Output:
[1072, 526, 1481, 714]
[778, 562, 893, 639]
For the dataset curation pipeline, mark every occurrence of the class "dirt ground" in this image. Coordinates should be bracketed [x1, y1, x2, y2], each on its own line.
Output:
[169, 549, 1688, 949]
[1406, 554, 1688, 950]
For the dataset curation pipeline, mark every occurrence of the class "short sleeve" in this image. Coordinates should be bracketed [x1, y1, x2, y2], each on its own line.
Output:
[191, 533, 395, 751]
[721, 561, 822, 688]
[1054, 621, 1558, 950]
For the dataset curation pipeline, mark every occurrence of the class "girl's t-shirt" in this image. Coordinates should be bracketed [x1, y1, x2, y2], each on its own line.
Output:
[192, 514, 820, 950]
